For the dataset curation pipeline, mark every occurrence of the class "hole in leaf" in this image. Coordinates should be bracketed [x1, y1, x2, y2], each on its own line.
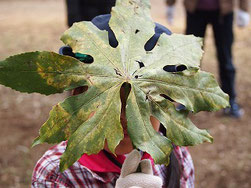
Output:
[175, 104, 186, 111]
[176, 65, 187, 72]
[160, 94, 175, 102]
[135, 29, 140, 34]
[163, 65, 187, 73]
[150, 116, 160, 132]
[108, 29, 119, 48]
[136, 60, 145, 68]
[144, 34, 156, 51]
[59, 47, 94, 64]
[145, 90, 151, 101]
[160, 94, 187, 111]
[59, 46, 75, 57]
[114, 68, 123, 76]
[91, 15, 119, 48]
[75, 53, 94, 64]
[159, 124, 166, 136]
[120, 83, 131, 126]
[121, 83, 131, 99]
[134, 75, 142, 79]
[144, 23, 172, 51]
[145, 95, 148, 100]
[72, 86, 88, 96]
[120, 83, 131, 105]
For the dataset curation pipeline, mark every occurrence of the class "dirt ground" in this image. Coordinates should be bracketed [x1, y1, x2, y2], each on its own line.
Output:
[0, 0, 250, 187]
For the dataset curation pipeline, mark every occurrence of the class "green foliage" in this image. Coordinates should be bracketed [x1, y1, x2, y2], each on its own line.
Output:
[0, 0, 229, 171]
[0, 52, 86, 95]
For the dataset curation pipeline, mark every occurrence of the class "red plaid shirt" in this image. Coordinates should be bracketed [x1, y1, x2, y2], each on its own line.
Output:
[32, 141, 194, 188]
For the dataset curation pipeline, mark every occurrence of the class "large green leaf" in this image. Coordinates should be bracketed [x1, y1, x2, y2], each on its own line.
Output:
[127, 85, 173, 165]
[0, 0, 229, 171]
[0, 52, 86, 95]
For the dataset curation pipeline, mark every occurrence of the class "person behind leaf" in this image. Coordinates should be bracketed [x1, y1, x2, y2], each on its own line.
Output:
[31, 14, 195, 188]
[65, 0, 116, 27]
[165, 0, 250, 118]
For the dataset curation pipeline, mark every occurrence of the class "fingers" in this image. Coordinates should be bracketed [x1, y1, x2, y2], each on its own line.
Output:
[140, 159, 153, 175]
[120, 149, 141, 178]
[116, 173, 163, 188]
[116, 151, 163, 188]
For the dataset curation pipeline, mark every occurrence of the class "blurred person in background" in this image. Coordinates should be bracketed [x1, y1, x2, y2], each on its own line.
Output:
[65, 0, 116, 27]
[165, 0, 250, 118]
[64, 0, 116, 96]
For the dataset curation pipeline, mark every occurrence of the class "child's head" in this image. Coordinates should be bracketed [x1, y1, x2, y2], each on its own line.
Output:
[72, 84, 160, 155]
[64, 13, 172, 155]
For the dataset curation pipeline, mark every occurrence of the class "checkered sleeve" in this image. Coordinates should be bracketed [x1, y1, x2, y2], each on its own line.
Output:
[154, 146, 194, 188]
[31, 142, 117, 188]
[32, 142, 194, 188]
[31, 142, 72, 187]
[174, 146, 195, 188]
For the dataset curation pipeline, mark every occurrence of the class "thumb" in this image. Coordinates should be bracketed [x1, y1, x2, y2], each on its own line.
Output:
[120, 149, 141, 178]
[140, 159, 153, 175]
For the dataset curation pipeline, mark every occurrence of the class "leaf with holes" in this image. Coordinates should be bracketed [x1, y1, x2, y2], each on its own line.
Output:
[0, 0, 229, 171]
